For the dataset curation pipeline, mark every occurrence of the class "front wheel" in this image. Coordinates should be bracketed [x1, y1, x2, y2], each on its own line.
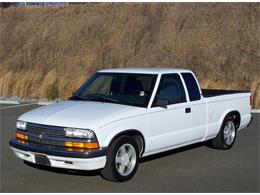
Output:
[100, 136, 139, 182]
[210, 115, 237, 150]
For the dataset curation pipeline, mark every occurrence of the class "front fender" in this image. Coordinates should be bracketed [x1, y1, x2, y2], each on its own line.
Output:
[94, 112, 148, 151]
[102, 124, 145, 147]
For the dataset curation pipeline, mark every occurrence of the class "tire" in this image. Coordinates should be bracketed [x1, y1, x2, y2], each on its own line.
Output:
[100, 136, 140, 182]
[209, 115, 237, 150]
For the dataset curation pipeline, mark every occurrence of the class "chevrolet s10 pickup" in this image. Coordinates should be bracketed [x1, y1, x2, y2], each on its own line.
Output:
[10, 68, 252, 182]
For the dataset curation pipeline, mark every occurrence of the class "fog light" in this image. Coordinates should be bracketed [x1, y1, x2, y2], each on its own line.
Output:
[66, 148, 86, 153]
[18, 139, 27, 144]
[65, 141, 99, 149]
[16, 132, 28, 140]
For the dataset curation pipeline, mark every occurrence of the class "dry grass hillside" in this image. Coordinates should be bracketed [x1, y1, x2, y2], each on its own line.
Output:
[0, 3, 259, 107]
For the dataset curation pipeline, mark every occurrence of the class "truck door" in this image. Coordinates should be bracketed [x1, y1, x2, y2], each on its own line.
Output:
[146, 73, 191, 153]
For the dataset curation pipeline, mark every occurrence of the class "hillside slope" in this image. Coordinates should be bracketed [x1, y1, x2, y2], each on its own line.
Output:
[0, 3, 259, 107]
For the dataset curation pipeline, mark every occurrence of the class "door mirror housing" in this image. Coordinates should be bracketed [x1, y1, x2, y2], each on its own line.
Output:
[154, 98, 169, 107]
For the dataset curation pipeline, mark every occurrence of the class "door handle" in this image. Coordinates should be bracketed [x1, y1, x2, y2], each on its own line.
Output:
[185, 107, 191, 113]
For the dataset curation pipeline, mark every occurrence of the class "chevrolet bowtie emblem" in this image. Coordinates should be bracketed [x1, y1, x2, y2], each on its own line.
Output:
[38, 134, 43, 140]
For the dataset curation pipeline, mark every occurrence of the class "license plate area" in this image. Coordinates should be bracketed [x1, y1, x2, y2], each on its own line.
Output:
[34, 154, 51, 166]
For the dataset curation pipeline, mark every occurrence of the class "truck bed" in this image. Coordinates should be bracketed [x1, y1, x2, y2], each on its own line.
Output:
[202, 89, 250, 98]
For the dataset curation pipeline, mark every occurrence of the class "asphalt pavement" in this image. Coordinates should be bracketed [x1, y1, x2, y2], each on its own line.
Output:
[0, 104, 259, 192]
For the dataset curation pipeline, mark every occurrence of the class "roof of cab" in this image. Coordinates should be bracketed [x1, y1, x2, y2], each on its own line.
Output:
[98, 67, 191, 74]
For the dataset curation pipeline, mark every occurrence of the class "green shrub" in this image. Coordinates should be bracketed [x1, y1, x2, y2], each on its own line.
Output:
[47, 81, 59, 100]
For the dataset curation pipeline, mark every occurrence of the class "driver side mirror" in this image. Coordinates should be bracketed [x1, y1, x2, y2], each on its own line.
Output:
[154, 98, 169, 107]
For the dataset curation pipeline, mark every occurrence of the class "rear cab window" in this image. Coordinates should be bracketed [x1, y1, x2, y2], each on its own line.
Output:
[181, 73, 201, 101]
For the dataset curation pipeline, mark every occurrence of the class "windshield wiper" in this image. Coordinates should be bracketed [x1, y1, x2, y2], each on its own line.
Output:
[83, 94, 122, 104]
[70, 93, 119, 103]
[69, 94, 91, 101]
[71, 94, 140, 107]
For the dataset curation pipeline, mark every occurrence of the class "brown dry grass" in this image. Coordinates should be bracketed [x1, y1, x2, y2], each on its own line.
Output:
[0, 3, 259, 107]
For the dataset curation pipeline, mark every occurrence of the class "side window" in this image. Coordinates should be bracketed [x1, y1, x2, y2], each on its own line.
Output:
[181, 73, 201, 101]
[154, 74, 186, 105]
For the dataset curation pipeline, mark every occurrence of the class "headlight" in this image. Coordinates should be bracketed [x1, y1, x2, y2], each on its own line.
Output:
[64, 128, 96, 139]
[16, 121, 27, 130]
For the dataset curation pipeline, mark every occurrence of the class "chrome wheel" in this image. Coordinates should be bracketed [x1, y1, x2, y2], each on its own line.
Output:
[115, 143, 137, 176]
[223, 121, 236, 145]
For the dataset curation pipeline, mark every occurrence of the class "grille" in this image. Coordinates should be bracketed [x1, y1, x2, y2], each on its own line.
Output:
[26, 123, 66, 138]
[26, 123, 66, 146]
[23, 123, 94, 147]
[29, 136, 65, 146]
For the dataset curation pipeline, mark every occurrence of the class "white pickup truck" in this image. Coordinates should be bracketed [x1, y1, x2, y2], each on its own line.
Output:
[10, 68, 252, 182]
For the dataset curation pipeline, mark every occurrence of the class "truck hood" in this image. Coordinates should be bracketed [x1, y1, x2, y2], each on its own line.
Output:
[19, 101, 145, 129]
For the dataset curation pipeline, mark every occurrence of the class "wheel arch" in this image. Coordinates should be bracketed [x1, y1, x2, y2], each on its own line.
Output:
[108, 129, 146, 158]
[220, 110, 241, 130]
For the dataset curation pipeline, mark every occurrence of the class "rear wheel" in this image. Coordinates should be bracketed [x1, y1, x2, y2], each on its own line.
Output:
[100, 136, 139, 182]
[210, 115, 237, 150]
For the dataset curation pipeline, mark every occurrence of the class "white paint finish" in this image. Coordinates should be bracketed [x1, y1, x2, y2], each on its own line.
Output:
[147, 102, 190, 153]
[202, 93, 251, 140]
[99, 67, 192, 75]
[188, 99, 207, 142]
[147, 74, 161, 108]
[19, 100, 145, 130]
[11, 68, 252, 170]
[97, 112, 148, 147]
[238, 114, 251, 131]
[11, 147, 106, 170]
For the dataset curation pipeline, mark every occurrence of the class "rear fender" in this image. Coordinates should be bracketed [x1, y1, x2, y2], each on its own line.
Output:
[219, 108, 240, 128]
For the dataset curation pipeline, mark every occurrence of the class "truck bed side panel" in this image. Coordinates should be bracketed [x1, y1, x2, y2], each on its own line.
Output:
[203, 93, 251, 141]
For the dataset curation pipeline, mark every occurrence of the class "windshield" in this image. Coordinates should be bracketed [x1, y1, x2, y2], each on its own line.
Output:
[71, 73, 157, 107]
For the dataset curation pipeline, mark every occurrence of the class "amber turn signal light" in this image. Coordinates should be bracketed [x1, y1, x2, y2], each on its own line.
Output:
[16, 132, 28, 140]
[64, 141, 99, 149]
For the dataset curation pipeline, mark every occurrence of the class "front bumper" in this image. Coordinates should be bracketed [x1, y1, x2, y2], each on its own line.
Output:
[10, 138, 108, 170]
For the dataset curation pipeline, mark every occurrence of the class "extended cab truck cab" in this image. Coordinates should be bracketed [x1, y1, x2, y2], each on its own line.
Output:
[10, 68, 252, 182]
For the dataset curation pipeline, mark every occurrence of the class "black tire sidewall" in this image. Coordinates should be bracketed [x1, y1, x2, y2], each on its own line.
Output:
[108, 136, 139, 182]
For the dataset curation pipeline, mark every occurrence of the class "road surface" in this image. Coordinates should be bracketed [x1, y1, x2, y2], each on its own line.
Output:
[0, 104, 259, 192]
